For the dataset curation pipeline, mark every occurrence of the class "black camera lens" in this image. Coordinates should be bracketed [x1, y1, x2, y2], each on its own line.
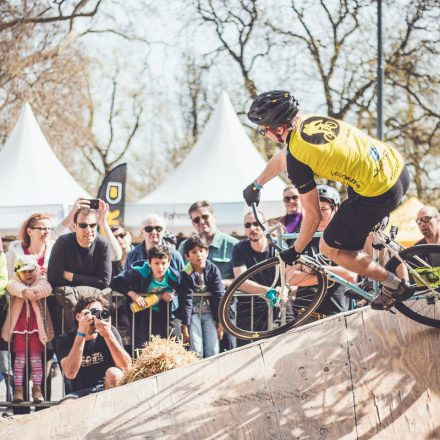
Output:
[90, 308, 110, 321]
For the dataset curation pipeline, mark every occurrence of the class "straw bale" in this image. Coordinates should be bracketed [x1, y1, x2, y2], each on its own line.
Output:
[120, 336, 198, 385]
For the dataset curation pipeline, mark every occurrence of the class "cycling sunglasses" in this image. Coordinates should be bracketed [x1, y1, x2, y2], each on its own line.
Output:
[416, 216, 435, 225]
[244, 221, 260, 229]
[77, 223, 97, 229]
[144, 225, 163, 233]
[192, 214, 210, 224]
[283, 195, 299, 203]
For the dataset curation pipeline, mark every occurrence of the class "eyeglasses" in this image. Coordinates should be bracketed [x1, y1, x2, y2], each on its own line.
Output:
[257, 126, 268, 136]
[192, 214, 210, 224]
[283, 195, 299, 203]
[77, 223, 97, 229]
[114, 232, 126, 239]
[416, 216, 435, 225]
[244, 221, 260, 229]
[30, 227, 54, 232]
[143, 225, 163, 233]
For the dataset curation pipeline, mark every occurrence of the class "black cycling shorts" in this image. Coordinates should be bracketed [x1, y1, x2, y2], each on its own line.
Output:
[322, 166, 410, 251]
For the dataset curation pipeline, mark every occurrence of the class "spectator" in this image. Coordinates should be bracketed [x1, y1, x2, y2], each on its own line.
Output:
[416, 206, 440, 244]
[1, 256, 54, 403]
[125, 214, 184, 272]
[232, 210, 279, 347]
[269, 184, 302, 233]
[5, 199, 91, 279]
[110, 225, 134, 277]
[0, 234, 12, 404]
[48, 207, 112, 332]
[287, 185, 357, 317]
[181, 236, 224, 358]
[55, 293, 131, 400]
[178, 200, 238, 351]
[111, 245, 191, 351]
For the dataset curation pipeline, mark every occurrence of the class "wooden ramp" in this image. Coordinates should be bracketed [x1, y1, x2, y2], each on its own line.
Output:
[2, 306, 440, 439]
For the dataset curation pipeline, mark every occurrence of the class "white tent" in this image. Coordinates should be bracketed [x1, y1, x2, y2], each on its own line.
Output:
[129, 92, 286, 233]
[0, 103, 90, 232]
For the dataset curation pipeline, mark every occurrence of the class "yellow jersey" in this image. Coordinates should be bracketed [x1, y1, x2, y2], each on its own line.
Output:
[287, 114, 404, 197]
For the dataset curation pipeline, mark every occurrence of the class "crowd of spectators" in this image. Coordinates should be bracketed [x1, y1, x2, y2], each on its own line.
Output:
[0, 190, 439, 410]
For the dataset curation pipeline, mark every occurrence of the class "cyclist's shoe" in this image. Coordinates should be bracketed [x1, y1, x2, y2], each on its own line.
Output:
[370, 280, 414, 311]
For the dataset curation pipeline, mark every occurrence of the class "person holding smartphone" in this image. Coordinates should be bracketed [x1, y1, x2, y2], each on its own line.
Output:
[48, 206, 112, 333]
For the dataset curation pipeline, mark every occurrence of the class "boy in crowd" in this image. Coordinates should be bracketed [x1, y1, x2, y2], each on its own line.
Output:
[111, 245, 191, 350]
[181, 236, 224, 358]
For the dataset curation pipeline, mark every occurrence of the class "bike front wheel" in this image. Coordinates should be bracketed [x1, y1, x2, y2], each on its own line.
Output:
[219, 256, 328, 341]
[385, 244, 440, 327]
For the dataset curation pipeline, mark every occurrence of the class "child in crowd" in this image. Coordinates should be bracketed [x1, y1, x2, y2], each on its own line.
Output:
[0, 236, 11, 402]
[111, 245, 191, 351]
[1, 255, 54, 403]
[181, 236, 224, 358]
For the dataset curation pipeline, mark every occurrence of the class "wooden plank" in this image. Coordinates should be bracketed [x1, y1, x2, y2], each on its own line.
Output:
[347, 308, 440, 438]
[261, 315, 357, 440]
[85, 374, 160, 439]
[151, 344, 280, 439]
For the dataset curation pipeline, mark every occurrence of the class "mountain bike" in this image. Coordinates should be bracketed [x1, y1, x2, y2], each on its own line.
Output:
[219, 204, 440, 341]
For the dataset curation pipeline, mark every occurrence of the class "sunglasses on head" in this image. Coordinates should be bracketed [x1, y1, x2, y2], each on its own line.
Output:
[114, 231, 126, 239]
[416, 216, 435, 225]
[77, 223, 97, 229]
[283, 195, 299, 203]
[144, 225, 163, 233]
[244, 221, 260, 229]
[192, 214, 210, 224]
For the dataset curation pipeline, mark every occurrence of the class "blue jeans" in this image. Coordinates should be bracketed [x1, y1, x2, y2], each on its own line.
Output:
[189, 313, 219, 358]
[60, 383, 104, 401]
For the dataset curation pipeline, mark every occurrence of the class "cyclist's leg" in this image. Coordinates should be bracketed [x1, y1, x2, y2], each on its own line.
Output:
[320, 167, 412, 309]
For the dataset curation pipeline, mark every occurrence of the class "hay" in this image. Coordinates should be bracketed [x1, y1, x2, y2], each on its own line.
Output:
[120, 336, 199, 385]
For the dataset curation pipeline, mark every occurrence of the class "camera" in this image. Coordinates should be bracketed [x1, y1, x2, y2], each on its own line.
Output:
[89, 308, 110, 321]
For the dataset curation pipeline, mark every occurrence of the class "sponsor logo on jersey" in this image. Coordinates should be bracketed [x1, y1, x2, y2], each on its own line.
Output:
[330, 170, 361, 189]
[300, 116, 340, 144]
[369, 145, 381, 161]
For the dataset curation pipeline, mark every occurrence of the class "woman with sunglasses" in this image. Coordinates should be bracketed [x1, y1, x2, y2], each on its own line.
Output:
[110, 226, 133, 277]
[124, 214, 184, 272]
[5, 198, 90, 279]
[269, 184, 302, 235]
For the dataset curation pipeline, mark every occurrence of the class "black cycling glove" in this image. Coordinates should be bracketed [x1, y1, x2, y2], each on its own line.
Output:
[280, 247, 301, 266]
[243, 181, 261, 206]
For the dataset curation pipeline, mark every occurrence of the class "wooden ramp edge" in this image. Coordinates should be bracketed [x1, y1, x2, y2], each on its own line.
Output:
[1, 306, 439, 439]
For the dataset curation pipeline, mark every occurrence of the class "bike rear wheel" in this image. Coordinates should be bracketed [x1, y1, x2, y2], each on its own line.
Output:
[385, 244, 440, 327]
[219, 256, 328, 341]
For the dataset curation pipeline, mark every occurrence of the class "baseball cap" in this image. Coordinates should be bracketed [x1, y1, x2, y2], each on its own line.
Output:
[14, 255, 38, 273]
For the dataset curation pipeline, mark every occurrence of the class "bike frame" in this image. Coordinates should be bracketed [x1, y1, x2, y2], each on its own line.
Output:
[252, 203, 439, 303]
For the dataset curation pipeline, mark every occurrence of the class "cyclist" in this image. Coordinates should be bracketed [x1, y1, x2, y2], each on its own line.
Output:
[243, 90, 413, 310]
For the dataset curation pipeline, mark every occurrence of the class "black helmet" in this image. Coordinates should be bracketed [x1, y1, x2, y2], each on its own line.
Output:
[317, 184, 341, 206]
[248, 90, 299, 127]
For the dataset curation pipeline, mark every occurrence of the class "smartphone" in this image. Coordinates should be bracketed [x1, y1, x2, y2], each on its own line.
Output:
[87, 199, 100, 209]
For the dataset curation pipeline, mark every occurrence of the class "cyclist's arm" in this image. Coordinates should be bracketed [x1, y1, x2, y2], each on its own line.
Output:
[254, 146, 287, 187]
[294, 188, 322, 252]
[232, 266, 272, 294]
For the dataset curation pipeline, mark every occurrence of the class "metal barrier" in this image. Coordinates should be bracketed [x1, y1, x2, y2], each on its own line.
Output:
[0, 291, 228, 410]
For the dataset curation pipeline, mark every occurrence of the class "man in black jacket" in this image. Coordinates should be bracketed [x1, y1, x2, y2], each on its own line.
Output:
[48, 208, 112, 333]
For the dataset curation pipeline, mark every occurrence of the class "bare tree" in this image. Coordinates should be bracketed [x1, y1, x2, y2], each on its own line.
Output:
[195, 0, 272, 98]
